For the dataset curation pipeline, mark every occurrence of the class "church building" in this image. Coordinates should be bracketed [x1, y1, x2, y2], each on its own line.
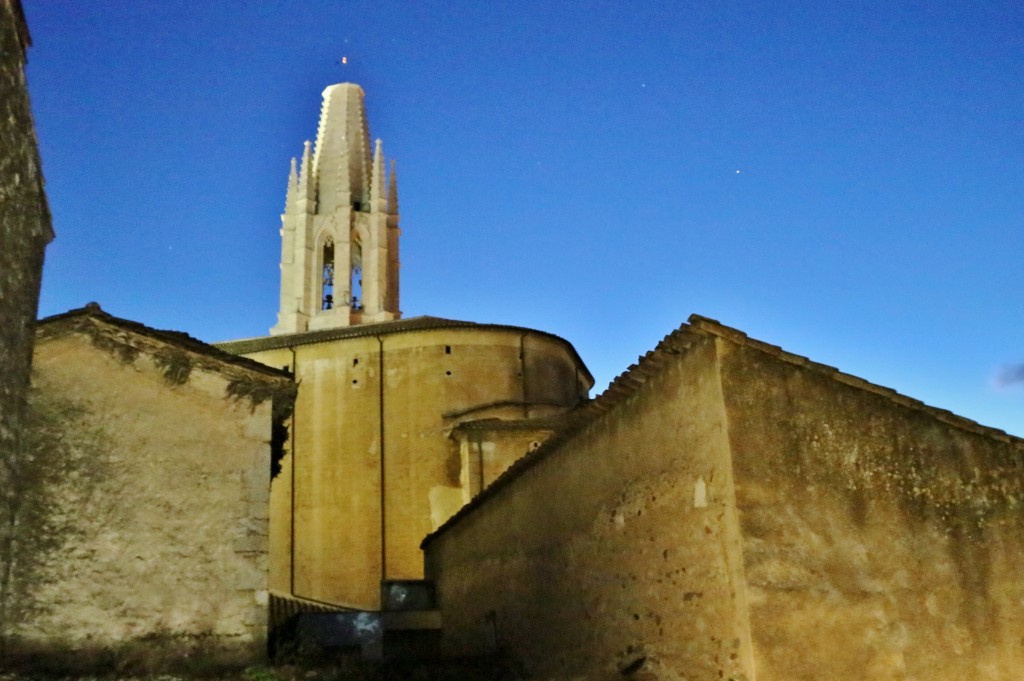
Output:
[217, 83, 1024, 679]
[216, 83, 593, 612]
[16, 80, 1024, 679]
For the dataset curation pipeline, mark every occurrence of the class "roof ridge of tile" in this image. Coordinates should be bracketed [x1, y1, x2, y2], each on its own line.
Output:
[423, 319, 708, 547]
[688, 314, 1022, 445]
[38, 303, 292, 381]
[425, 313, 1024, 547]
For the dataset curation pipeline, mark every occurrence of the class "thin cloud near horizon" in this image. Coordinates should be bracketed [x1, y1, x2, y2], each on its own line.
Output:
[993, 364, 1024, 389]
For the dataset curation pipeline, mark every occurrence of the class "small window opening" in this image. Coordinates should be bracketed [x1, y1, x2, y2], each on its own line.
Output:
[353, 358, 359, 367]
[321, 239, 335, 310]
[445, 345, 451, 354]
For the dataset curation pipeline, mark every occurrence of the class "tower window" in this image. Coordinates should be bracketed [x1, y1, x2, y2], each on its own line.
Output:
[321, 239, 335, 310]
[351, 241, 363, 310]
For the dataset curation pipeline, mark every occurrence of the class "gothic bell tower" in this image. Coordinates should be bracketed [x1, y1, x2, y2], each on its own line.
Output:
[271, 83, 401, 335]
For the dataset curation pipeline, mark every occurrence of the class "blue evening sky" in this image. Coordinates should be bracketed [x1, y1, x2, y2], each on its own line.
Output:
[23, 1, 1024, 435]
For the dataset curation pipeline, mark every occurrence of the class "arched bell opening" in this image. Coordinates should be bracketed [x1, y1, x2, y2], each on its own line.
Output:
[350, 239, 363, 311]
[320, 237, 336, 310]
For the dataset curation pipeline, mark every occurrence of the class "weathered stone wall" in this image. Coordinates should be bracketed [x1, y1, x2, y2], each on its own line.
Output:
[237, 324, 591, 610]
[424, 317, 1024, 679]
[424, 332, 755, 681]
[19, 330, 277, 658]
[0, 0, 52, 531]
[717, 334, 1024, 680]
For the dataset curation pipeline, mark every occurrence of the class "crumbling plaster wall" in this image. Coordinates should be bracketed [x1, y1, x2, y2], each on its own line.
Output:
[717, 336, 1024, 680]
[425, 334, 755, 681]
[23, 333, 273, 655]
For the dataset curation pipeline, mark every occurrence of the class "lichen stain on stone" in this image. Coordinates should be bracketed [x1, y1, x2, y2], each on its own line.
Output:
[717, 341, 1024, 676]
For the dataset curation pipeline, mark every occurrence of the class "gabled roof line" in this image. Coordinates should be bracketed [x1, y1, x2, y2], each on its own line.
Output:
[37, 303, 292, 383]
[687, 314, 1021, 445]
[422, 319, 702, 547]
[423, 313, 1023, 547]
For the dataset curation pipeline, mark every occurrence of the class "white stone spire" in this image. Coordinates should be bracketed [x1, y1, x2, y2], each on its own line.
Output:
[297, 141, 314, 210]
[284, 157, 298, 212]
[312, 83, 370, 213]
[271, 84, 401, 336]
[369, 138, 386, 212]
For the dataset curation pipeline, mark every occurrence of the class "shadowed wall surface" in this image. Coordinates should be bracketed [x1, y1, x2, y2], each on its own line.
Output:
[0, 0, 51, 527]
[425, 329, 755, 680]
[718, 328, 1024, 680]
[12, 309, 293, 660]
[424, 316, 1024, 680]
